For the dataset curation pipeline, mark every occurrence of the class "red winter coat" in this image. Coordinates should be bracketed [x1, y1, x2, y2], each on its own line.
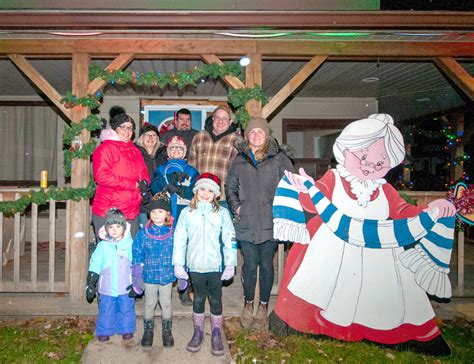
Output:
[92, 130, 150, 219]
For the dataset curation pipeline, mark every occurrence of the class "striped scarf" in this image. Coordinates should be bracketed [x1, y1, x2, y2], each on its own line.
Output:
[273, 175, 455, 299]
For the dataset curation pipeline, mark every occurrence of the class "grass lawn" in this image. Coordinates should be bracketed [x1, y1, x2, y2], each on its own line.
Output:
[0, 316, 472, 363]
[0, 317, 95, 363]
[224, 317, 474, 363]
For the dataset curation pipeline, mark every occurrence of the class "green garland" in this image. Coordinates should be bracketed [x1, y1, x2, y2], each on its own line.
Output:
[0, 179, 96, 216]
[89, 62, 242, 89]
[228, 86, 268, 128]
[0, 62, 268, 214]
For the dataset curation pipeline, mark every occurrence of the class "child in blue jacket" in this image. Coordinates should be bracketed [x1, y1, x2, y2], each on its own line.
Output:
[173, 173, 237, 356]
[130, 192, 176, 348]
[86, 208, 135, 342]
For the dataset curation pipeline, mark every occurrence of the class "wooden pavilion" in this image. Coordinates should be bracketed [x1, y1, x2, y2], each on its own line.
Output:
[0, 3, 473, 301]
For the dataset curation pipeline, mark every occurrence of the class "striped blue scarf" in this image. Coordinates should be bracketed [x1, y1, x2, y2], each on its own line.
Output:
[273, 175, 455, 299]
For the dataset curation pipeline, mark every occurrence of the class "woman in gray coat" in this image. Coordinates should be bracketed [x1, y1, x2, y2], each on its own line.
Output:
[225, 117, 293, 330]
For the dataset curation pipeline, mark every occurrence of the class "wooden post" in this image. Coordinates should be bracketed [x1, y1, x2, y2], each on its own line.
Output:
[245, 53, 262, 117]
[68, 53, 91, 301]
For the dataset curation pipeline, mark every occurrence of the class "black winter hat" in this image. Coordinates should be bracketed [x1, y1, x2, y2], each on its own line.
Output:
[148, 192, 171, 213]
[105, 208, 127, 230]
[109, 105, 126, 120]
[110, 113, 136, 131]
[140, 122, 159, 136]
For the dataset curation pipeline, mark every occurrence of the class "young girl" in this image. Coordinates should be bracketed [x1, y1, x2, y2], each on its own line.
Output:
[86, 208, 135, 342]
[130, 192, 175, 348]
[173, 173, 237, 356]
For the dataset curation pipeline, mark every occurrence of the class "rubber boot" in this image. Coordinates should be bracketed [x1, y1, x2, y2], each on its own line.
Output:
[141, 319, 154, 348]
[210, 314, 224, 356]
[252, 303, 268, 331]
[179, 286, 193, 306]
[187, 312, 205, 353]
[162, 319, 174, 348]
[240, 301, 254, 329]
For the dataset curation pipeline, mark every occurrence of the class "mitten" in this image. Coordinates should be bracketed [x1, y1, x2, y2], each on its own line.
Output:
[174, 265, 189, 280]
[221, 266, 235, 281]
[130, 264, 145, 295]
[85, 271, 100, 303]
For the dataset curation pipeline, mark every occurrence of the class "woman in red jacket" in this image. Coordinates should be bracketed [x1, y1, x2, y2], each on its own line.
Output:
[92, 112, 150, 238]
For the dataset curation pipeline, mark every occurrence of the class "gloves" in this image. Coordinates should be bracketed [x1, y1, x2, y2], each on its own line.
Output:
[128, 264, 145, 298]
[176, 172, 189, 183]
[85, 271, 100, 303]
[138, 180, 150, 195]
[221, 266, 235, 281]
[164, 184, 179, 194]
[174, 266, 189, 280]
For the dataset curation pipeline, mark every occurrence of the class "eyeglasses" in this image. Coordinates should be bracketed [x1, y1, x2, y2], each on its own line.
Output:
[170, 146, 184, 151]
[213, 117, 230, 122]
[144, 133, 158, 138]
[118, 125, 134, 132]
[354, 153, 386, 171]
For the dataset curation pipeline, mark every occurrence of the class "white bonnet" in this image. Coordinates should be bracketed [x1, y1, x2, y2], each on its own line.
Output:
[333, 114, 405, 167]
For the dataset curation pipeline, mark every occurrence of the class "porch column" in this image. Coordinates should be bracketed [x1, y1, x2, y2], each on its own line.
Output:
[69, 53, 91, 301]
[245, 53, 263, 117]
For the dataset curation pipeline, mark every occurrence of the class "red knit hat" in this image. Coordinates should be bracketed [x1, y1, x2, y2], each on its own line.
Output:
[193, 173, 221, 197]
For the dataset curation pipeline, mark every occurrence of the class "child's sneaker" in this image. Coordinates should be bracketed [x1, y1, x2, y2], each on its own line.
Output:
[122, 333, 134, 340]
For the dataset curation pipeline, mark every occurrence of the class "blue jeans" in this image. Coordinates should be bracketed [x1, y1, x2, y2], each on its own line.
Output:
[240, 240, 278, 303]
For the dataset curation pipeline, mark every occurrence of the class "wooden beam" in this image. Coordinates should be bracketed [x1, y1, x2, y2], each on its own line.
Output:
[201, 54, 245, 89]
[245, 54, 263, 117]
[262, 55, 327, 119]
[68, 53, 91, 301]
[1, 11, 473, 30]
[434, 57, 474, 100]
[1, 39, 474, 58]
[7, 54, 72, 120]
[87, 53, 134, 95]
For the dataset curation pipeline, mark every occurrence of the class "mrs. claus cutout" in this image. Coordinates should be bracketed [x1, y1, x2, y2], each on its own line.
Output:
[270, 114, 456, 356]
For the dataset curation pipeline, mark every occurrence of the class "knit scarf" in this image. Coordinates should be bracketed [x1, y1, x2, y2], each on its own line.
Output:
[273, 175, 455, 299]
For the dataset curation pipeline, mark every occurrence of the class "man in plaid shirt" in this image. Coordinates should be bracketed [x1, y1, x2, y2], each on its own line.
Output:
[188, 105, 243, 204]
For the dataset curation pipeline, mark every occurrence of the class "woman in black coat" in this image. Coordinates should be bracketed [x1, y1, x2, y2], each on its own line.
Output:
[225, 117, 293, 330]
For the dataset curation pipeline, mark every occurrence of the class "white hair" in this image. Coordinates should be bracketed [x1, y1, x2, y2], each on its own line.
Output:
[333, 114, 405, 168]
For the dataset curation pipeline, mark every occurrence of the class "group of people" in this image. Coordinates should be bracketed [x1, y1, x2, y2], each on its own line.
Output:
[86, 104, 292, 355]
[86, 103, 456, 357]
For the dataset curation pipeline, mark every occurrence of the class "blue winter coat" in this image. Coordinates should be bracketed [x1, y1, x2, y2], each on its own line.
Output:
[173, 201, 237, 273]
[150, 159, 199, 224]
[132, 224, 175, 285]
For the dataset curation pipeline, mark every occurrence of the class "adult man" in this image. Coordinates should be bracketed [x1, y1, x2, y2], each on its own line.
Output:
[188, 105, 243, 203]
[160, 108, 198, 158]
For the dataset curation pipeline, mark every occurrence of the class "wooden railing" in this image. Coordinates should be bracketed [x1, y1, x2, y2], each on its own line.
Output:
[272, 190, 470, 296]
[0, 188, 69, 293]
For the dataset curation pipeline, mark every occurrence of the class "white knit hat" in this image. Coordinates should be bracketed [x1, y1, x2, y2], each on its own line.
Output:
[192, 173, 221, 198]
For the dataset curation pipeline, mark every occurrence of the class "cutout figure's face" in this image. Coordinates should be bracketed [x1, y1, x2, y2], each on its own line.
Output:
[344, 138, 391, 180]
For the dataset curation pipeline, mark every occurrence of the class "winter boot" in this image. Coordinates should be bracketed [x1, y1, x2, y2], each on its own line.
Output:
[187, 312, 205, 353]
[179, 286, 193, 306]
[252, 302, 268, 331]
[240, 301, 254, 329]
[141, 319, 154, 348]
[162, 319, 174, 348]
[210, 314, 224, 356]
